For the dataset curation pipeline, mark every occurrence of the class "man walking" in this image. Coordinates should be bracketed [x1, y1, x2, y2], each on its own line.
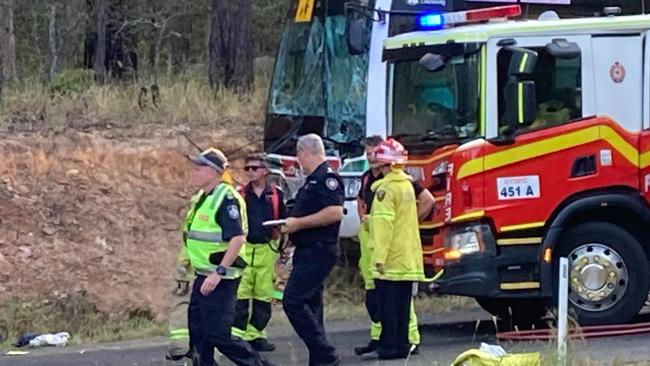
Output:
[233, 154, 287, 352]
[283, 134, 344, 366]
[184, 147, 274, 366]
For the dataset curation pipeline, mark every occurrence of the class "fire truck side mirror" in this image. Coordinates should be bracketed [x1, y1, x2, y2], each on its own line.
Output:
[504, 81, 537, 129]
[505, 47, 538, 76]
[348, 18, 369, 55]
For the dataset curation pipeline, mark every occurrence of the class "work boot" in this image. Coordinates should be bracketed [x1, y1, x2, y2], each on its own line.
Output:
[411, 345, 420, 355]
[377, 347, 409, 360]
[354, 340, 379, 355]
[249, 338, 276, 352]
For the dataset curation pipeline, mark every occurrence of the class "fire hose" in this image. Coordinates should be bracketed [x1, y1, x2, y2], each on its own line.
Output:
[497, 320, 650, 341]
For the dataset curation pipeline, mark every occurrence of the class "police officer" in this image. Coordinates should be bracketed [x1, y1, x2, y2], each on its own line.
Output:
[233, 154, 287, 352]
[165, 244, 193, 365]
[184, 147, 274, 366]
[355, 135, 434, 356]
[368, 139, 425, 360]
[282, 134, 343, 366]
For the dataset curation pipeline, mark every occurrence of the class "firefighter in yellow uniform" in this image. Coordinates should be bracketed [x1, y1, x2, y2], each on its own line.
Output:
[368, 139, 425, 360]
[165, 245, 193, 365]
[355, 136, 430, 357]
[184, 148, 273, 366]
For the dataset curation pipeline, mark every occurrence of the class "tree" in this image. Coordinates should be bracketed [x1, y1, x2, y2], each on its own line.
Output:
[208, 0, 254, 92]
[0, 0, 17, 84]
[93, 0, 107, 84]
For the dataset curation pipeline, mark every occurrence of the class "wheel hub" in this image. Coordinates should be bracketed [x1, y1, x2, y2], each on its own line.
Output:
[568, 244, 627, 311]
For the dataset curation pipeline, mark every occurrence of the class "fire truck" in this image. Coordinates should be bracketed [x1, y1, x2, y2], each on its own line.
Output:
[383, 2, 650, 325]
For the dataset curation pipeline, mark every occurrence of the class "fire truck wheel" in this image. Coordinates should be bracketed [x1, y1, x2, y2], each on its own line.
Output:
[474, 297, 546, 329]
[554, 221, 650, 325]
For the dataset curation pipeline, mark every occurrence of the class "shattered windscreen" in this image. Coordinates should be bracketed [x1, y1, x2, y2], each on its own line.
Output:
[267, 11, 369, 144]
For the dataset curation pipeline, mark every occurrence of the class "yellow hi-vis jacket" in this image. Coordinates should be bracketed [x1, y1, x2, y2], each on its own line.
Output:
[369, 168, 425, 282]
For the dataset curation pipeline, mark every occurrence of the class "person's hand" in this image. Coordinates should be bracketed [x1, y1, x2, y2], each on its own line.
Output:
[376, 263, 385, 275]
[200, 272, 221, 296]
[283, 217, 301, 234]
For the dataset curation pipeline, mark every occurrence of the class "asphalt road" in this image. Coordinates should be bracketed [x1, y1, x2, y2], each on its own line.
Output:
[2, 311, 650, 366]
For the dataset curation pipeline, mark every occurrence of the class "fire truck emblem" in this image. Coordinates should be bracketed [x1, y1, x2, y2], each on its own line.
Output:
[609, 62, 625, 83]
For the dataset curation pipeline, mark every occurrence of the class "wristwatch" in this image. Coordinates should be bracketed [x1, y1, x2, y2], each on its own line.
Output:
[215, 265, 227, 276]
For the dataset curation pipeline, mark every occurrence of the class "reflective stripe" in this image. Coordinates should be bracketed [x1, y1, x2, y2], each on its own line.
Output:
[518, 53, 528, 73]
[517, 82, 524, 124]
[187, 230, 223, 243]
[169, 328, 189, 340]
[373, 211, 395, 219]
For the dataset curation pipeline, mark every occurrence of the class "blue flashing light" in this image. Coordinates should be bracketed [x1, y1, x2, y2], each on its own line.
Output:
[418, 13, 443, 29]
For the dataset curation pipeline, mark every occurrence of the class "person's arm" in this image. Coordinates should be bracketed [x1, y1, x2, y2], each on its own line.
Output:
[201, 196, 245, 295]
[370, 187, 395, 274]
[417, 188, 435, 221]
[285, 206, 343, 233]
[278, 189, 288, 219]
[285, 173, 345, 234]
[411, 181, 434, 221]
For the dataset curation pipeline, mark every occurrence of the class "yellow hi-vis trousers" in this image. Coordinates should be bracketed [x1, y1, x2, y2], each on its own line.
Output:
[232, 242, 278, 341]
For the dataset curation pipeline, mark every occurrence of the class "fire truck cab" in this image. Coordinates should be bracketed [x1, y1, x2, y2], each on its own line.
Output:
[385, 5, 650, 325]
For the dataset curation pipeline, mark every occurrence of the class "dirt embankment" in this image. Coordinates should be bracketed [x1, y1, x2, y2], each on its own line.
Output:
[0, 122, 261, 317]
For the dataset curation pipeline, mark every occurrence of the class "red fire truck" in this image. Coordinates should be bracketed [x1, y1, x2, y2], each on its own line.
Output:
[384, 4, 650, 325]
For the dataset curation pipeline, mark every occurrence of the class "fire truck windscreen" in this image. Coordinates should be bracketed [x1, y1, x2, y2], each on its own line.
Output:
[389, 43, 481, 140]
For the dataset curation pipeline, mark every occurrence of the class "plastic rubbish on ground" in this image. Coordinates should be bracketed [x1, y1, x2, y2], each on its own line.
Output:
[14, 333, 41, 348]
[20, 332, 71, 348]
[5, 351, 30, 356]
[451, 343, 541, 366]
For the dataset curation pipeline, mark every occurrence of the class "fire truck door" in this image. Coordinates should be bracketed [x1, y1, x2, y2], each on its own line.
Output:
[592, 35, 643, 132]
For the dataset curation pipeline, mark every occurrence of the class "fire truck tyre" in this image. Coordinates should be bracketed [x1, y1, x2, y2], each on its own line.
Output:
[474, 297, 545, 328]
[554, 222, 650, 325]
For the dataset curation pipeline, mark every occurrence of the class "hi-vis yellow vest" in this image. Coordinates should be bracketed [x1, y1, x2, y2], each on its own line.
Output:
[184, 183, 248, 278]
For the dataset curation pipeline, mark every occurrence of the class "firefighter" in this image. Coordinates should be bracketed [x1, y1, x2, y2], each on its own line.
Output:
[368, 139, 425, 360]
[233, 154, 287, 352]
[354, 135, 433, 356]
[184, 147, 274, 366]
[282, 134, 344, 366]
[165, 245, 193, 365]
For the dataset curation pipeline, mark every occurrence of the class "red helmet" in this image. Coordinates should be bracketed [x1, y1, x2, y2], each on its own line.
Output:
[375, 138, 407, 165]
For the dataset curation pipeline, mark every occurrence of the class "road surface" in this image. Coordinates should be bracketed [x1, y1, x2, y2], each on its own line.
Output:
[2, 310, 650, 366]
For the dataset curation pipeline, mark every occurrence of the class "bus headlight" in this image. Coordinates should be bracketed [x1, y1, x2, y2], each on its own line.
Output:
[342, 177, 362, 199]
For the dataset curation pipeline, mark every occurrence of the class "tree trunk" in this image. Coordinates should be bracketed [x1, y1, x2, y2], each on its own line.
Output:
[48, 4, 58, 81]
[0, 0, 17, 84]
[94, 0, 107, 84]
[0, 44, 4, 102]
[208, 0, 254, 92]
[171, 2, 191, 76]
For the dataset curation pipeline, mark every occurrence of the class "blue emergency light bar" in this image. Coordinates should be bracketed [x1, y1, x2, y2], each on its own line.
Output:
[418, 13, 443, 29]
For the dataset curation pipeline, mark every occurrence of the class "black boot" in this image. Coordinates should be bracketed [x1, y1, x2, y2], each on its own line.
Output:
[249, 338, 276, 352]
[354, 340, 379, 355]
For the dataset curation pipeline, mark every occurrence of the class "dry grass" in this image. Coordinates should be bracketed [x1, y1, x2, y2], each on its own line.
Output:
[0, 295, 165, 351]
[0, 72, 268, 134]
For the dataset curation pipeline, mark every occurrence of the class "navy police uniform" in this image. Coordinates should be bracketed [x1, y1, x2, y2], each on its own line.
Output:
[283, 161, 344, 366]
